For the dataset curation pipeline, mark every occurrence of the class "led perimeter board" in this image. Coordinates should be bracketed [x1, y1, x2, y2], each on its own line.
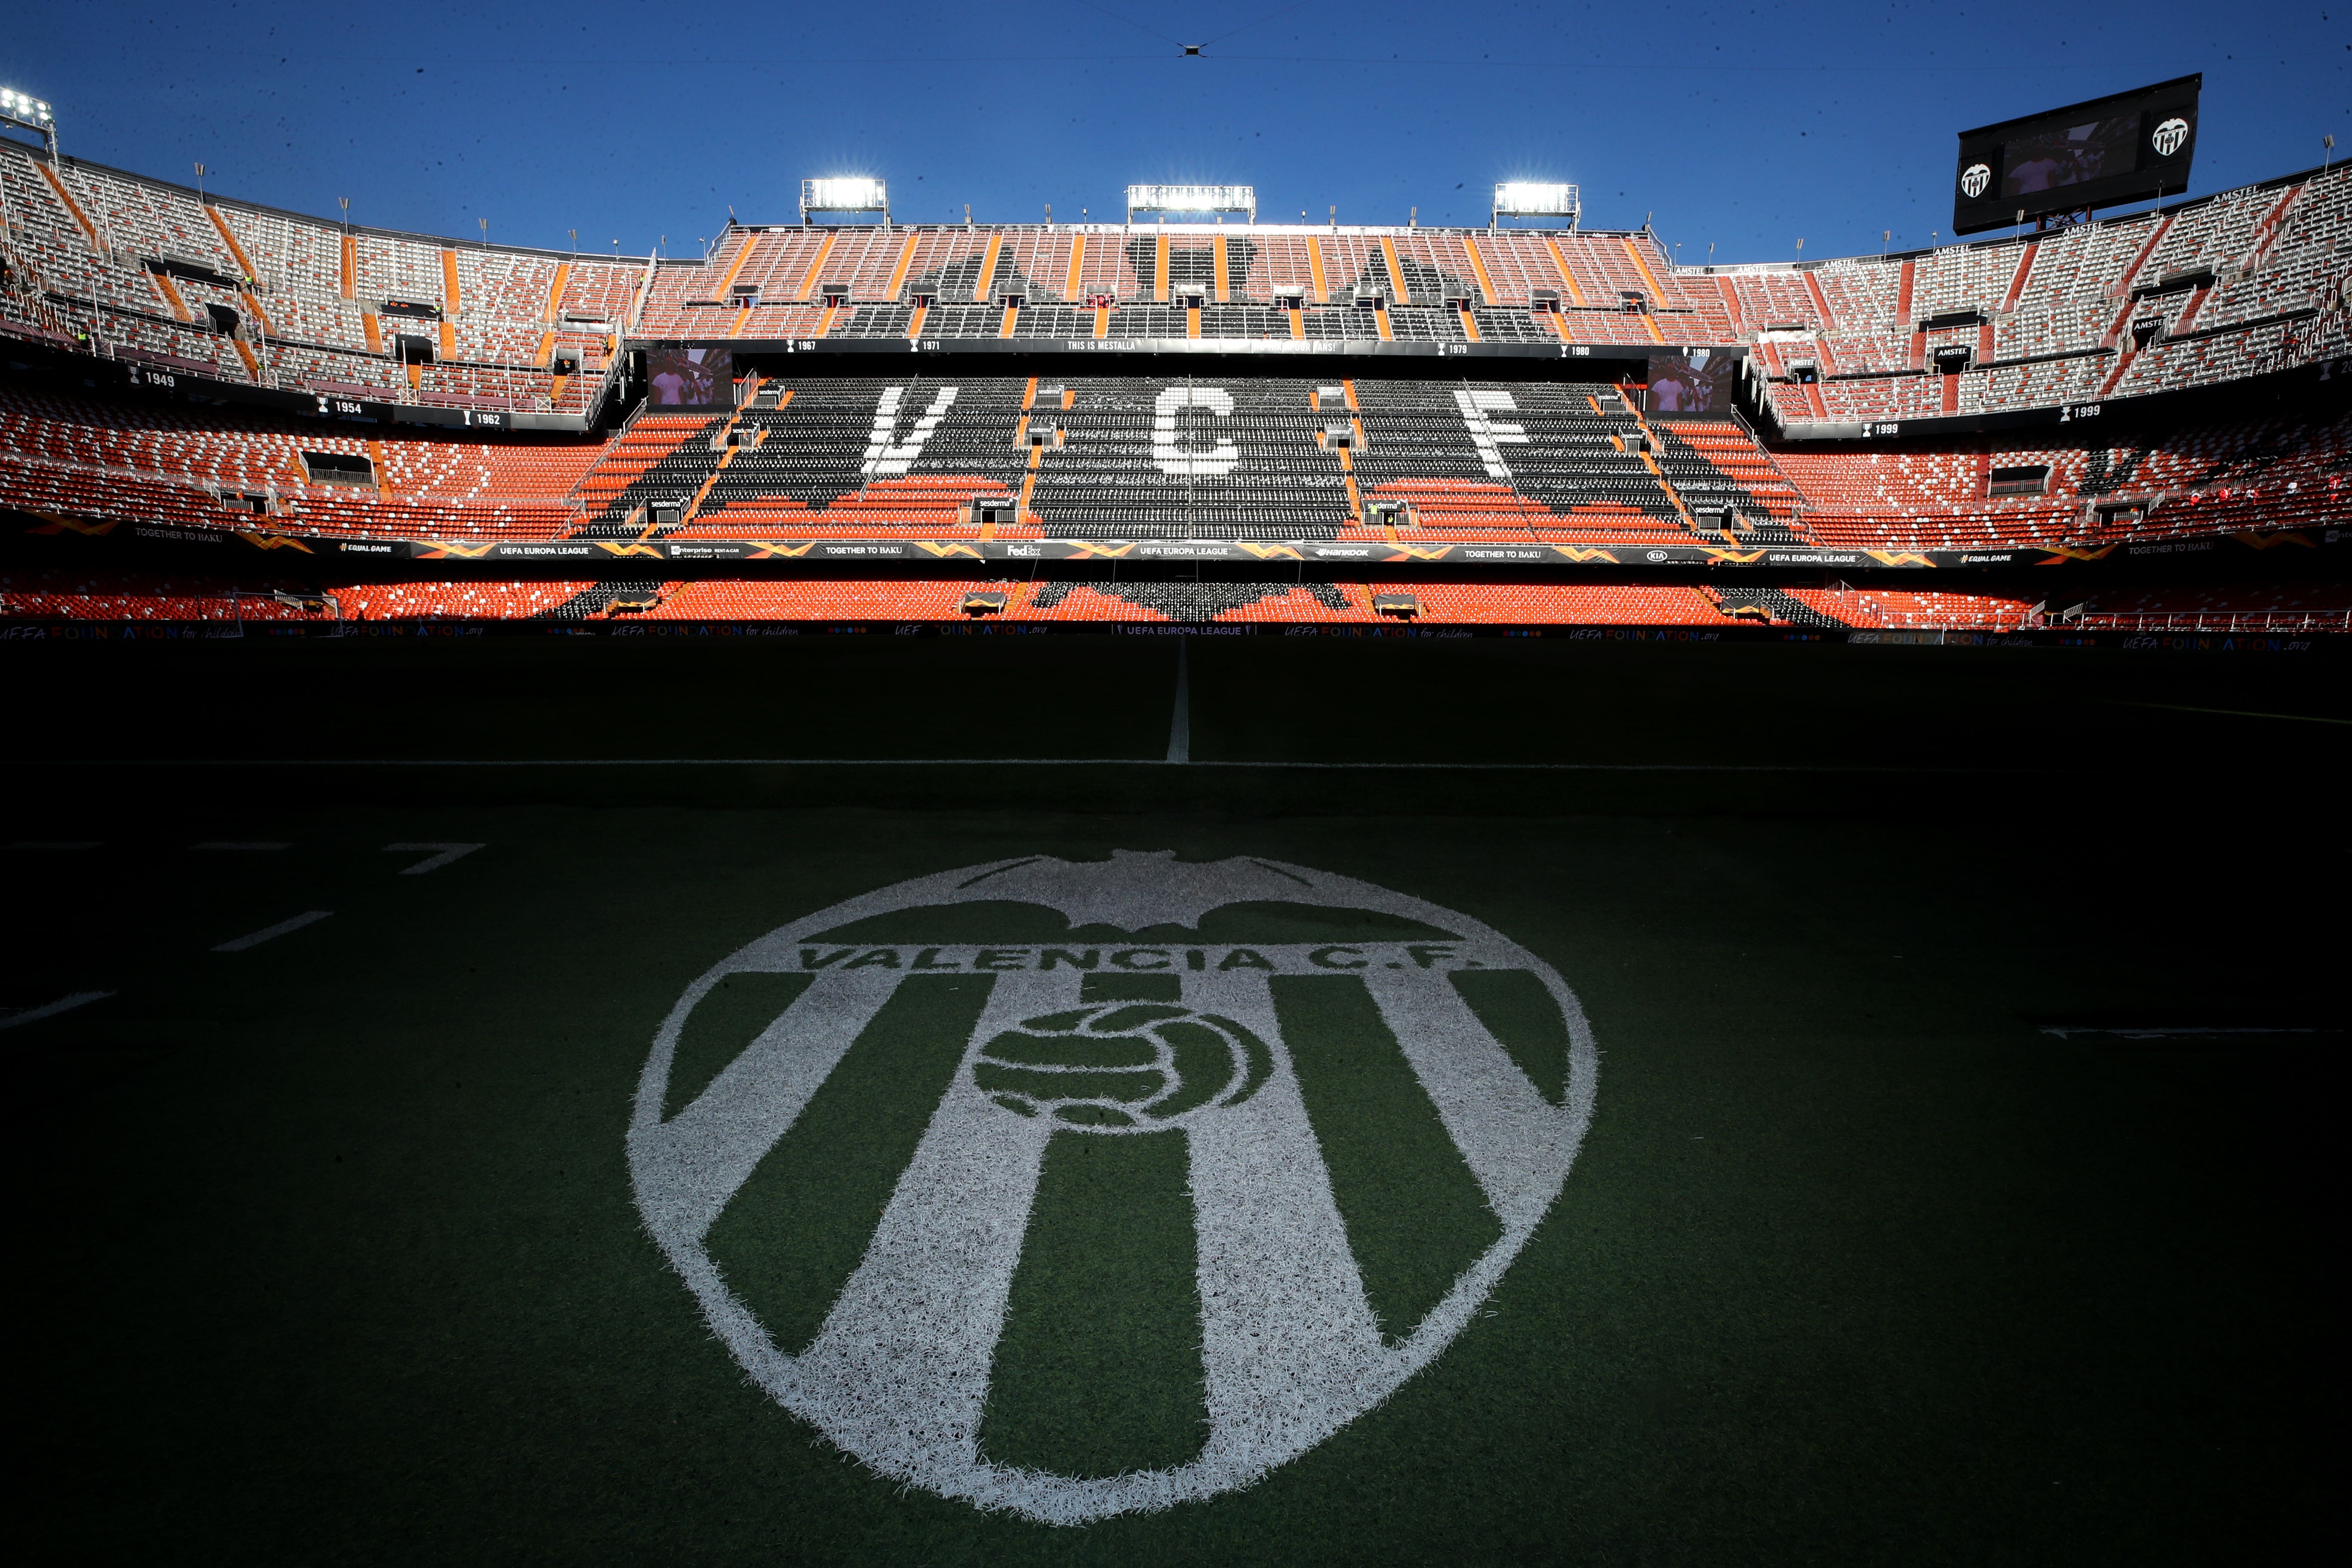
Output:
[1952, 75, 2199, 234]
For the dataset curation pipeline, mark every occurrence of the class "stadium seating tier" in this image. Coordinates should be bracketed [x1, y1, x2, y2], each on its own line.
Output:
[8, 145, 2342, 429]
[4, 376, 2343, 553]
[4, 150, 2345, 626]
[11, 565, 2341, 633]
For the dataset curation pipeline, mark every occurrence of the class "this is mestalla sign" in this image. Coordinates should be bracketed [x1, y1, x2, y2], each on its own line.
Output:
[1952, 75, 2200, 234]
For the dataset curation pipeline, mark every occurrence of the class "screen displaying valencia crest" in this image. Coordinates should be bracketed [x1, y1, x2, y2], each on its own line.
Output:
[1952, 75, 2200, 234]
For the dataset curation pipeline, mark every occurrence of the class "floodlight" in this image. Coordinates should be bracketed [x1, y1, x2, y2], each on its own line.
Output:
[801, 177, 888, 224]
[1491, 182, 1580, 227]
[1126, 184, 1256, 223]
[0, 88, 55, 129]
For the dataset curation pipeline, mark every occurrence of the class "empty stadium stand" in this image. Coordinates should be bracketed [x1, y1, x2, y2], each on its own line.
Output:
[1777, 407, 2349, 550]
[3, 145, 2344, 633]
[0, 386, 591, 538]
[0, 568, 325, 620]
[539, 375, 1804, 545]
[8, 561, 2344, 634]
[4, 364, 2340, 556]
[2, 141, 639, 418]
[8, 143, 2342, 429]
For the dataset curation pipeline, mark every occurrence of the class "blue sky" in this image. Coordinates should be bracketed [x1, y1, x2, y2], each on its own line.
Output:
[3, 0, 2343, 263]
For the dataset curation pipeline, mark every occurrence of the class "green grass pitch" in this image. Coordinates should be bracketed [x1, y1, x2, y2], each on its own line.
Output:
[10, 632, 2343, 1563]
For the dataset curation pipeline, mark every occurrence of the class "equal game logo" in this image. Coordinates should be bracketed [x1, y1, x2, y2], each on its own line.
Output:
[628, 852, 1599, 1524]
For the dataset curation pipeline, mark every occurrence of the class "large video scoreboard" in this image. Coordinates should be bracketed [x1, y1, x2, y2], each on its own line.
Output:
[1953, 75, 2200, 234]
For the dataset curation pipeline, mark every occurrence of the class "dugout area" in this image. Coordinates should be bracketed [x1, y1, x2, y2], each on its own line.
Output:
[10, 632, 2344, 1564]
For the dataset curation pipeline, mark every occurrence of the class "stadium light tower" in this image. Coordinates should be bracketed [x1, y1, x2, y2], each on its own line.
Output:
[802, 178, 889, 227]
[1126, 185, 1256, 224]
[1490, 183, 1580, 230]
[0, 88, 56, 152]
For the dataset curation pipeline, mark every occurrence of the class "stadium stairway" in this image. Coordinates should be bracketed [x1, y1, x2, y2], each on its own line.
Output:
[1026, 579, 1360, 622]
[1706, 585, 1852, 628]
[540, 580, 677, 619]
[1030, 377, 1354, 541]
[1655, 420, 1811, 542]
[1351, 380, 1781, 544]
[686, 377, 1024, 536]
[573, 415, 723, 536]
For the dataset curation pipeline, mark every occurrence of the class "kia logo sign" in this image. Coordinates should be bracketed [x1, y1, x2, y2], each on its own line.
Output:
[1960, 163, 1992, 199]
[2151, 117, 2190, 157]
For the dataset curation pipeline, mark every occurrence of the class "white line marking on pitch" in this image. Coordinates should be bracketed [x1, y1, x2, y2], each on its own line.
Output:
[0, 992, 115, 1030]
[2130, 703, 2352, 727]
[192, 841, 292, 851]
[77, 759, 2022, 774]
[214, 911, 333, 952]
[2040, 1026, 2340, 1040]
[384, 842, 485, 875]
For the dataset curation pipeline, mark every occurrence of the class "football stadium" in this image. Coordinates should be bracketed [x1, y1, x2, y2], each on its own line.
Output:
[5, 12, 2344, 1562]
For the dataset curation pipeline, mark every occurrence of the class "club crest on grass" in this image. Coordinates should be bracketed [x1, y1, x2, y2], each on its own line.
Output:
[630, 851, 1599, 1524]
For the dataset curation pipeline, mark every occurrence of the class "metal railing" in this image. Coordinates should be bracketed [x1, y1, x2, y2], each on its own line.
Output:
[2072, 610, 2350, 632]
